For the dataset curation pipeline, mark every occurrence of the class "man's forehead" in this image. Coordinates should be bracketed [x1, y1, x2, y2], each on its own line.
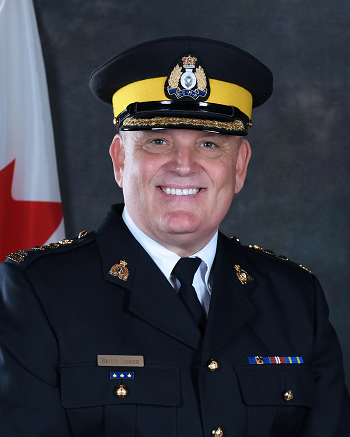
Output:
[121, 128, 241, 143]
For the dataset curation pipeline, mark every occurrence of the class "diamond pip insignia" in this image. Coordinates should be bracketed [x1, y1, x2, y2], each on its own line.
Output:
[165, 53, 209, 101]
[32, 245, 45, 250]
[109, 260, 129, 281]
[234, 264, 254, 285]
[44, 242, 60, 249]
[58, 239, 73, 245]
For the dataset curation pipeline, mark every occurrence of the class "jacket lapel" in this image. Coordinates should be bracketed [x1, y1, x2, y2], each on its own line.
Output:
[95, 204, 202, 350]
[95, 204, 138, 292]
[202, 233, 257, 358]
[129, 248, 203, 349]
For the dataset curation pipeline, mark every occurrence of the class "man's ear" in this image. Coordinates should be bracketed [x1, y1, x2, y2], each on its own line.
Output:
[109, 134, 125, 188]
[235, 138, 251, 194]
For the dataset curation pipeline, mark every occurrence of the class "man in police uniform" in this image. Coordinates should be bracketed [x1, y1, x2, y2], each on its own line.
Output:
[1, 37, 349, 436]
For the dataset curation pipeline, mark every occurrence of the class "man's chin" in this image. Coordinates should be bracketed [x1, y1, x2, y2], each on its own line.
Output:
[162, 211, 202, 234]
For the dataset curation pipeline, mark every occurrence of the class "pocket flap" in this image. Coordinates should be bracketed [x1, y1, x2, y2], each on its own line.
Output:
[61, 363, 181, 409]
[235, 366, 315, 407]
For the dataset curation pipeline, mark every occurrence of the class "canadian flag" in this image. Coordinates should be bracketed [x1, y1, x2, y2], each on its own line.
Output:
[0, 0, 64, 261]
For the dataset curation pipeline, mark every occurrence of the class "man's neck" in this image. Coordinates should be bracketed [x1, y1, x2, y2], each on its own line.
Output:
[122, 207, 218, 257]
[122, 206, 218, 260]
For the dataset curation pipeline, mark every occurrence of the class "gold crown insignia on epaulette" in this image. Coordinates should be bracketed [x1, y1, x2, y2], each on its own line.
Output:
[230, 236, 311, 273]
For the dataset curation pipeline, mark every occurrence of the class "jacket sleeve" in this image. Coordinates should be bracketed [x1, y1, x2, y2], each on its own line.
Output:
[299, 275, 350, 435]
[0, 261, 72, 436]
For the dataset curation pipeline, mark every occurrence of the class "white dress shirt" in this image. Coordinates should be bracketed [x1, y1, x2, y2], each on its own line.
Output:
[122, 207, 217, 316]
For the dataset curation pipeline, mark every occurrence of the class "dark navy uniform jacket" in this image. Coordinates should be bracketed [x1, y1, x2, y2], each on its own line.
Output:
[1, 204, 349, 436]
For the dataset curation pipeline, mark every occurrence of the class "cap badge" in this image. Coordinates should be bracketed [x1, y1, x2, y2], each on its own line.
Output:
[109, 260, 129, 281]
[165, 53, 209, 101]
[234, 264, 254, 285]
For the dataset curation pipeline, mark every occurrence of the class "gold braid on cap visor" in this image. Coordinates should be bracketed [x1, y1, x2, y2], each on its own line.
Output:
[119, 116, 248, 132]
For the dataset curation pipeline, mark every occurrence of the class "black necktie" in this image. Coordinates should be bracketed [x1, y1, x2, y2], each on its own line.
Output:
[172, 257, 206, 332]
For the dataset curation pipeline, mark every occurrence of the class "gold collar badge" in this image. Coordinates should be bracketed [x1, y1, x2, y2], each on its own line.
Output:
[166, 53, 209, 101]
[234, 264, 254, 285]
[109, 260, 129, 281]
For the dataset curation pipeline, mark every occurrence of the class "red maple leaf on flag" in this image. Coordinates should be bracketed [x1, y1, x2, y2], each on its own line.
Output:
[0, 160, 63, 261]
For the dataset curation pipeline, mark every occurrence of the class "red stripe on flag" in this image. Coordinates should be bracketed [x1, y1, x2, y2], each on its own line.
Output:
[0, 160, 63, 261]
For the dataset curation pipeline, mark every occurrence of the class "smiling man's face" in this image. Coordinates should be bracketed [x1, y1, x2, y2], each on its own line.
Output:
[110, 129, 251, 256]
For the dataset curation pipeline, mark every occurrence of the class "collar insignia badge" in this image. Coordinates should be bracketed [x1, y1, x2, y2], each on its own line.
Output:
[108, 260, 129, 281]
[234, 264, 254, 285]
[165, 53, 209, 101]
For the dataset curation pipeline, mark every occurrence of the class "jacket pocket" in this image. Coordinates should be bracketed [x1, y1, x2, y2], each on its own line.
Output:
[235, 365, 315, 437]
[61, 363, 180, 437]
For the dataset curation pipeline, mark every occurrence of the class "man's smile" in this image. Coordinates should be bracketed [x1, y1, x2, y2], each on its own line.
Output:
[160, 187, 201, 196]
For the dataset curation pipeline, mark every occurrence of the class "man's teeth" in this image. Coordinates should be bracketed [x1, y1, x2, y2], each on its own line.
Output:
[162, 188, 200, 195]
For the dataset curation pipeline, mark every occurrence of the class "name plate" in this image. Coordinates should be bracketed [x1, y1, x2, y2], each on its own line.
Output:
[97, 355, 144, 367]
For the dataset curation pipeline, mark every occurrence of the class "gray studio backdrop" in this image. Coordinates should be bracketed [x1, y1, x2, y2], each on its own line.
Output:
[33, 0, 350, 386]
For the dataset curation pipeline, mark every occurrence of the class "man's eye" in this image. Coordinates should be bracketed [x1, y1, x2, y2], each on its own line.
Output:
[151, 138, 166, 145]
[143, 138, 171, 154]
[202, 141, 217, 149]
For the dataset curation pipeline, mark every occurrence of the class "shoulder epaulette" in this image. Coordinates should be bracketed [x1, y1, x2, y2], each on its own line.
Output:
[5, 230, 92, 265]
[231, 236, 311, 273]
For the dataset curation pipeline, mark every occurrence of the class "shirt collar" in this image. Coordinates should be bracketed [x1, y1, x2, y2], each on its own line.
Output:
[122, 207, 217, 291]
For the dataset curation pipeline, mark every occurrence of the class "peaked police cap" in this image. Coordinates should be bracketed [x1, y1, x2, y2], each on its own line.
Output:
[89, 36, 273, 135]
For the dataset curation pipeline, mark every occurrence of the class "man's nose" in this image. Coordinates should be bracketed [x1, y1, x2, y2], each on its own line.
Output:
[172, 144, 198, 175]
